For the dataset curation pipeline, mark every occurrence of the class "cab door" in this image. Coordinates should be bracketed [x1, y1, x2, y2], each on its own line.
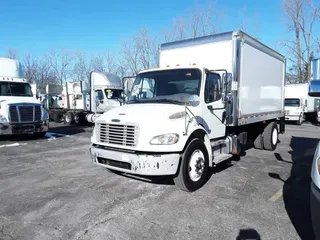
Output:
[201, 72, 226, 140]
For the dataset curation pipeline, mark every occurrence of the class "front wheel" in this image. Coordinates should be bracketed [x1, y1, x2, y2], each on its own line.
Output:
[296, 115, 303, 125]
[173, 139, 209, 192]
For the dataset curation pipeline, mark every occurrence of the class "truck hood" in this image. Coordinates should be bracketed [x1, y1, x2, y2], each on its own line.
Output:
[96, 103, 186, 125]
[0, 96, 41, 106]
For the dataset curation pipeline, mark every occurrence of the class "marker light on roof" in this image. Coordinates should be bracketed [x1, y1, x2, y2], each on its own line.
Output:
[166, 65, 170, 67]
[176, 64, 180, 66]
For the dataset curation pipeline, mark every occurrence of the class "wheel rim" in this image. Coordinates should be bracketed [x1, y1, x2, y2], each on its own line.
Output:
[75, 115, 79, 122]
[272, 128, 278, 145]
[65, 114, 70, 122]
[188, 149, 205, 182]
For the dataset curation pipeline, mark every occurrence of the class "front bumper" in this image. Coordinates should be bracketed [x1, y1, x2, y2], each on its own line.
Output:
[0, 121, 49, 135]
[89, 144, 181, 176]
[311, 182, 320, 239]
[285, 115, 300, 121]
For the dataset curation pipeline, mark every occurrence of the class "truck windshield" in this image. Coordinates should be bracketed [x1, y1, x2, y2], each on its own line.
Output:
[104, 89, 123, 100]
[0, 82, 33, 97]
[127, 69, 201, 105]
[285, 98, 300, 107]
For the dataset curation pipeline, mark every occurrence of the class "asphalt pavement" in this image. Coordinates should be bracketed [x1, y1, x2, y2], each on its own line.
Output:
[0, 122, 319, 240]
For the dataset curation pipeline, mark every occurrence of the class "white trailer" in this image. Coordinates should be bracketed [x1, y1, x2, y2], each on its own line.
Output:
[89, 30, 286, 192]
[45, 71, 124, 125]
[311, 58, 320, 80]
[0, 57, 49, 137]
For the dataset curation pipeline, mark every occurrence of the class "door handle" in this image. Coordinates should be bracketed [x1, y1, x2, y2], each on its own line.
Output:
[207, 105, 213, 110]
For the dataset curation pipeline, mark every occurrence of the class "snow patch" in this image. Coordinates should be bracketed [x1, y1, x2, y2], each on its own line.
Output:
[45, 132, 69, 141]
[0, 143, 20, 148]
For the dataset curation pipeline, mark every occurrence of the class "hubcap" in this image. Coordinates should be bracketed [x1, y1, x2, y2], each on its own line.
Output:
[272, 128, 278, 145]
[65, 114, 70, 122]
[188, 149, 205, 182]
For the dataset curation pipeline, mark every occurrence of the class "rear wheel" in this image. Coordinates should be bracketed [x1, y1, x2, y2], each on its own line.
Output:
[263, 121, 278, 151]
[64, 112, 74, 125]
[52, 111, 63, 123]
[173, 139, 209, 192]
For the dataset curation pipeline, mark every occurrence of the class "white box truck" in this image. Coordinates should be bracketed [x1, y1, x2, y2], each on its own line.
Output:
[0, 57, 49, 137]
[89, 30, 286, 192]
[285, 83, 320, 124]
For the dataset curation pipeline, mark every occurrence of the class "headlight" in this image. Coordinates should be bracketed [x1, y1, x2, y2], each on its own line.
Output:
[42, 107, 49, 120]
[0, 114, 8, 123]
[150, 133, 179, 145]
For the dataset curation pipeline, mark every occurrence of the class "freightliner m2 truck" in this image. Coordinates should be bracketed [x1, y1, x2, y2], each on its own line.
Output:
[89, 30, 286, 192]
[0, 57, 49, 137]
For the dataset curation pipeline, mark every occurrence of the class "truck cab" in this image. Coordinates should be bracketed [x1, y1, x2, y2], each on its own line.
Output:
[284, 97, 305, 125]
[0, 57, 49, 137]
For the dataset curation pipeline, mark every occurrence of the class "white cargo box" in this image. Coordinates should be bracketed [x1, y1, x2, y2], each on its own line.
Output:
[160, 30, 286, 126]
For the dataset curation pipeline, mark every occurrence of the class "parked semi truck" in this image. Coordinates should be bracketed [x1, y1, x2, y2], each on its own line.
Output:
[284, 83, 320, 124]
[45, 71, 124, 125]
[0, 57, 49, 137]
[89, 30, 286, 192]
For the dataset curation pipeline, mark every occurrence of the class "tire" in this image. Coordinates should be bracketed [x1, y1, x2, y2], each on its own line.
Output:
[34, 132, 47, 138]
[52, 111, 62, 123]
[263, 121, 278, 151]
[253, 133, 263, 150]
[64, 112, 74, 125]
[173, 138, 209, 192]
[296, 115, 303, 125]
[74, 113, 80, 125]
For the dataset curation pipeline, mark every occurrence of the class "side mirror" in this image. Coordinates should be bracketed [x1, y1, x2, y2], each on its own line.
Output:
[187, 94, 200, 107]
[95, 96, 100, 106]
[309, 80, 320, 97]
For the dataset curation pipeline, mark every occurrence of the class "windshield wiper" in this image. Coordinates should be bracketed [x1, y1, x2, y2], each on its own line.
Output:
[145, 99, 184, 105]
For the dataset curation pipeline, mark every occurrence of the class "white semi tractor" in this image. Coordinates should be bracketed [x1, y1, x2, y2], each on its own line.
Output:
[0, 57, 49, 137]
[45, 71, 125, 125]
[89, 30, 286, 192]
[284, 83, 320, 124]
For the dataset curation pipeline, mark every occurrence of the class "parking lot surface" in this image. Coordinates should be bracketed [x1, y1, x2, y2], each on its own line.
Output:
[0, 122, 319, 240]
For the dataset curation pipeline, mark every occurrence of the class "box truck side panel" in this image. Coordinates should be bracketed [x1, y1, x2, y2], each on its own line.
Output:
[238, 42, 285, 121]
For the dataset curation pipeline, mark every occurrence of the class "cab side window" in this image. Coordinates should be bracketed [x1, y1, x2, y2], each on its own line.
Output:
[204, 73, 221, 103]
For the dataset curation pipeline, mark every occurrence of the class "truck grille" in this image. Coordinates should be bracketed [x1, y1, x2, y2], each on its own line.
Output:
[9, 105, 42, 123]
[97, 123, 138, 146]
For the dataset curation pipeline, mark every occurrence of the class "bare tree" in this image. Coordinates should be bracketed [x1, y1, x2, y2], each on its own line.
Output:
[73, 51, 91, 83]
[121, 40, 140, 75]
[281, 0, 320, 82]
[34, 57, 58, 89]
[46, 49, 75, 85]
[163, 2, 219, 42]
[90, 54, 104, 72]
[23, 54, 38, 83]
[104, 50, 118, 73]
[6, 49, 17, 59]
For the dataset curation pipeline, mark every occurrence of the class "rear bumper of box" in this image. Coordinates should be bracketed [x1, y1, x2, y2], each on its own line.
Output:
[285, 115, 300, 121]
[0, 120, 49, 135]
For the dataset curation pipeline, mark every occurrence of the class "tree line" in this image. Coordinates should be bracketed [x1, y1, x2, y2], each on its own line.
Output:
[4, 0, 320, 88]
